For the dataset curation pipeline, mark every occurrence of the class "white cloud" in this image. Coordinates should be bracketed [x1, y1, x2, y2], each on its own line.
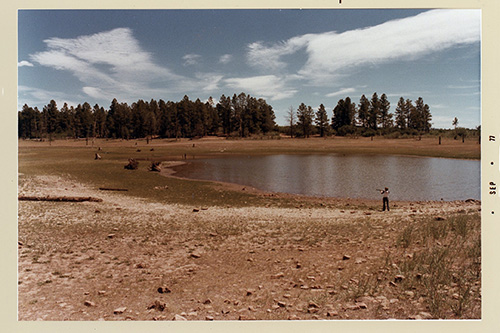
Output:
[18, 60, 34, 67]
[29, 27, 183, 102]
[183, 54, 201, 66]
[246, 10, 480, 85]
[219, 54, 233, 64]
[225, 75, 298, 101]
[326, 87, 356, 98]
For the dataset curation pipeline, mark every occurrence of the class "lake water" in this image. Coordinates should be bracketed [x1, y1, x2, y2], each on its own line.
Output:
[173, 154, 480, 201]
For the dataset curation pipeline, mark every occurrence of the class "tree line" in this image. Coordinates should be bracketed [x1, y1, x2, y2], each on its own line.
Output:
[287, 93, 433, 138]
[18, 92, 277, 140]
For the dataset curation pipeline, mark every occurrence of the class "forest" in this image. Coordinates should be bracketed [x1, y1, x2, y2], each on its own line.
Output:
[18, 91, 446, 140]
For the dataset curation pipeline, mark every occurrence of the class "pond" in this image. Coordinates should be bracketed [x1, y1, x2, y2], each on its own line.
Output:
[172, 154, 480, 201]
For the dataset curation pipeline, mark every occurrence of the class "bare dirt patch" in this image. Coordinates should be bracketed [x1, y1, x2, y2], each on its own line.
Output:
[18, 174, 481, 320]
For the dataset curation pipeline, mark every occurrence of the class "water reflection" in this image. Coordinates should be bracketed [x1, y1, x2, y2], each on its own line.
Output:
[174, 154, 480, 201]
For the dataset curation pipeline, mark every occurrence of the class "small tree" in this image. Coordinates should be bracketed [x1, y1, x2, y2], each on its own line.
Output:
[296, 103, 314, 138]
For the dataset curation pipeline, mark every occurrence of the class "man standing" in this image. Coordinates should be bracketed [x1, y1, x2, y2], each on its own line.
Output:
[381, 187, 390, 211]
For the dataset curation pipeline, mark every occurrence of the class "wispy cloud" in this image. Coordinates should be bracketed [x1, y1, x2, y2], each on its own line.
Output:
[18, 85, 80, 109]
[29, 27, 183, 102]
[246, 10, 480, 85]
[219, 54, 233, 64]
[183, 53, 201, 66]
[224, 75, 298, 101]
[18, 60, 34, 67]
[326, 87, 356, 98]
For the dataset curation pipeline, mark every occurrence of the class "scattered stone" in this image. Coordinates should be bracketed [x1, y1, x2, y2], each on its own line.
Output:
[113, 307, 127, 314]
[205, 315, 214, 321]
[364, 212, 372, 215]
[148, 300, 167, 311]
[342, 255, 351, 260]
[192, 208, 200, 212]
[248, 306, 256, 312]
[203, 299, 212, 305]
[419, 312, 433, 319]
[95, 209, 101, 213]
[327, 311, 339, 317]
[98, 290, 106, 296]
[307, 307, 319, 314]
[201, 207, 208, 210]
[357, 302, 368, 309]
[135, 263, 146, 269]
[346, 304, 360, 311]
[107, 234, 115, 239]
[288, 315, 301, 320]
[405, 291, 415, 298]
[389, 281, 397, 287]
[173, 314, 187, 321]
[272, 272, 285, 279]
[84, 300, 95, 307]
[394, 275, 405, 282]
[209, 232, 218, 237]
[355, 258, 364, 264]
[283, 294, 291, 299]
[277, 301, 287, 308]
[308, 301, 320, 308]
[238, 315, 249, 320]
[190, 252, 202, 259]
[246, 289, 255, 296]
[434, 216, 446, 221]
[157, 287, 171, 294]
[296, 263, 302, 269]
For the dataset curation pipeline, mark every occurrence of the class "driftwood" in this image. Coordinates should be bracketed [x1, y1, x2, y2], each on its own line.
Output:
[124, 158, 139, 170]
[19, 196, 103, 202]
[99, 187, 128, 191]
[149, 161, 162, 172]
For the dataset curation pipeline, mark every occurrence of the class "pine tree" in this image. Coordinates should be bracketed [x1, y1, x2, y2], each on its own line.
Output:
[357, 95, 370, 128]
[315, 104, 329, 137]
[379, 93, 392, 129]
[296, 103, 314, 138]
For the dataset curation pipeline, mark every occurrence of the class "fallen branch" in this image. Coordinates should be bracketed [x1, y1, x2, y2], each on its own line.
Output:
[18, 196, 103, 202]
[98, 187, 129, 192]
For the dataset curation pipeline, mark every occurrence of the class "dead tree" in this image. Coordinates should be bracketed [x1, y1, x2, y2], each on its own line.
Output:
[149, 161, 162, 172]
[124, 158, 139, 170]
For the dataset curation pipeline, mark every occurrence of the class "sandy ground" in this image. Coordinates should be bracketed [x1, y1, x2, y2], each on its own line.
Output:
[17, 173, 481, 321]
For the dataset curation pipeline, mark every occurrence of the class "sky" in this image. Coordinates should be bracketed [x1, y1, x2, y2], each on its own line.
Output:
[17, 9, 481, 129]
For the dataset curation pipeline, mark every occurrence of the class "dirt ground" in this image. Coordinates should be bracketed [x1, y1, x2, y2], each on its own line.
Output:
[17, 172, 481, 321]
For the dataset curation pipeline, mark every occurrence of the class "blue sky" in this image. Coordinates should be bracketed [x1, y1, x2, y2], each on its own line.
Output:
[18, 9, 481, 129]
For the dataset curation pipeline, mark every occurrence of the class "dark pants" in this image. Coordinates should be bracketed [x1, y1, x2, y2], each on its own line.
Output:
[383, 197, 390, 211]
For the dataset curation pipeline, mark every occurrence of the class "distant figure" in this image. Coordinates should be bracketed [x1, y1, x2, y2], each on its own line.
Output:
[380, 187, 390, 211]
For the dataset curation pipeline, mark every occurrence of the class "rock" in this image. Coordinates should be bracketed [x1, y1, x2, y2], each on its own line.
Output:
[203, 299, 212, 305]
[148, 300, 166, 311]
[308, 301, 320, 308]
[98, 290, 106, 296]
[107, 234, 115, 239]
[346, 304, 360, 310]
[157, 287, 171, 294]
[296, 263, 302, 269]
[272, 272, 285, 279]
[205, 315, 214, 321]
[327, 311, 339, 317]
[246, 289, 255, 296]
[248, 306, 256, 312]
[173, 314, 187, 321]
[419, 312, 433, 319]
[192, 208, 200, 212]
[238, 315, 249, 320]
[434, 216, 446, 221]
[342, 255, 351, 260]
[113, 307, 127, 314]
[190, 252, 201, 259]
[288, 314, 301, 320]
[394, 275, 405, 282]
[357, 302, 368, 309]
[84, 301, 95, 307]
[277, 301, 287, 308]
[307, 307, 319, 314]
